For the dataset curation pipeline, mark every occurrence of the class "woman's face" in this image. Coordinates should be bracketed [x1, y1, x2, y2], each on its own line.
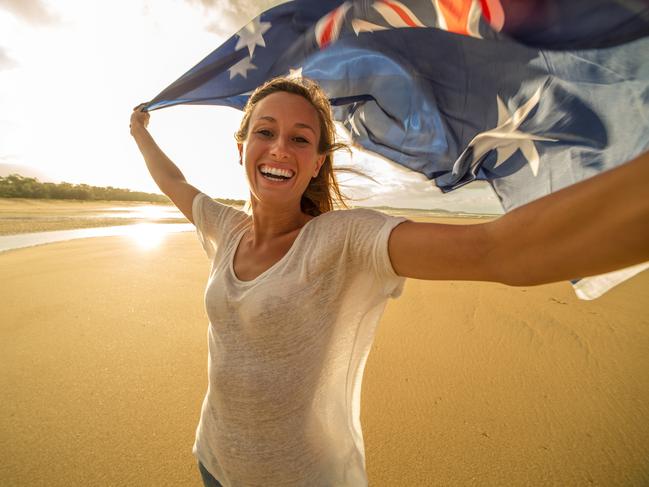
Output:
[238, 91, 325, 210]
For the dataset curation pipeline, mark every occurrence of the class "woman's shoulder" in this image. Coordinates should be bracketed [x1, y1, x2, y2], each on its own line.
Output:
[316, 207, 388, 221]
[315, 207, 401, 224]
[194, 192, 249, 235]
[197, 193, 247, 218]
[310, 208, 403, 237]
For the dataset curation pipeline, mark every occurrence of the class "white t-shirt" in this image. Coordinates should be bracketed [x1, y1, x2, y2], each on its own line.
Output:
[191, 193, 407, 487]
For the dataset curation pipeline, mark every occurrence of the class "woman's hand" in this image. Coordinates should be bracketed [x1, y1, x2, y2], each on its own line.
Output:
[130, 103, 150, 136]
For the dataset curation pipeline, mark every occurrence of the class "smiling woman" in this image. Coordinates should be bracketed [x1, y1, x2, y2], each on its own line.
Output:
[130, 75, 649, 487]
[130, 77, 413, 486]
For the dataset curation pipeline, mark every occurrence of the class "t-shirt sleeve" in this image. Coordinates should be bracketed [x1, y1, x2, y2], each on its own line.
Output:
[192, 192, 245, 260]
[348, 209, 408, 299]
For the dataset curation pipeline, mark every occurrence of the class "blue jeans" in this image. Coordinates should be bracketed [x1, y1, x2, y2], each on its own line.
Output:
[198, 461, 224, 487]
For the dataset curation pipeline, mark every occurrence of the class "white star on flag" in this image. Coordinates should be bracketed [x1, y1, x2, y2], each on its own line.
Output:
[287, 67, 303, 79]
[465, 85, 557, 177]
[235, 17, 272, 57]
[229, 56, 257, 79]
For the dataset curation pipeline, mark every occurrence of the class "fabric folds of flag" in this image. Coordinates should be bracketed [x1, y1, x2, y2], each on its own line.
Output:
[145, 0, 649, 298]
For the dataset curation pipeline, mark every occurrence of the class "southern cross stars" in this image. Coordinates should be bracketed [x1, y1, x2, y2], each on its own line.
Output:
[229, 57, 257, 80]
[287, 67, 303, 79]
[466, 85, 557, 177]
[235, 17, 271, 57]
[228, 17, 271, 79]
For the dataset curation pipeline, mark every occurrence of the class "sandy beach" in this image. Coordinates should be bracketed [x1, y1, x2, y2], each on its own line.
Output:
[1, 226, 648, 486]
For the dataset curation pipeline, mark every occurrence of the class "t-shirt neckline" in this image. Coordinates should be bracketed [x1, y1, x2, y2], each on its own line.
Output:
[228, 216, 318, 285]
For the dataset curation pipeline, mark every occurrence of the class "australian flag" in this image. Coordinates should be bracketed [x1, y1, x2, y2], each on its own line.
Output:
[145, 0, 649, 298]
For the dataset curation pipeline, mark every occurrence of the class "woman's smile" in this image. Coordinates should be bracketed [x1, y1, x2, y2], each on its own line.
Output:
[258, 164, 295, 182]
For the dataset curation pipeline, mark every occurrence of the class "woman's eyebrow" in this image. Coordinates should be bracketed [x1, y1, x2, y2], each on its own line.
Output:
[256, 115, 316, 135]
[294, 122, 316, 135]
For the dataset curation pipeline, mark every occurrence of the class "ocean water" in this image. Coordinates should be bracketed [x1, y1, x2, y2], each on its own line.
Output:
[0, 223, 194, 253]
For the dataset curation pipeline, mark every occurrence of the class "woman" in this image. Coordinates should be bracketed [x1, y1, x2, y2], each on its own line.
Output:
[130, 76, 648, 487]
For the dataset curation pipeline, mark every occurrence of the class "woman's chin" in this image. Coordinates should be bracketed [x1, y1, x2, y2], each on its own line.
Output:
[251, 187, 302, 209]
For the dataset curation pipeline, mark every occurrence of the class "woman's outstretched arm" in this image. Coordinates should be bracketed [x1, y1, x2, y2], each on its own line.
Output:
[130, 106, 200, 223]
[388, 151, 649, 286]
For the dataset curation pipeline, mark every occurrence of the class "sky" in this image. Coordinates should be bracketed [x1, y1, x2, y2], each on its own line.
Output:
[0, 0, 504, 213]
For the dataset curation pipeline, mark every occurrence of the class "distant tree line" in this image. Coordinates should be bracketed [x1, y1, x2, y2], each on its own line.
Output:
[0, 174, 171, 202]
[0, 174, 247, 206]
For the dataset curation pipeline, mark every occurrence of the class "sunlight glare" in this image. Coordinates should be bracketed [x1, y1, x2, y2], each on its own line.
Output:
[130, 205, 181, 220]
[126, 222, 167, 250]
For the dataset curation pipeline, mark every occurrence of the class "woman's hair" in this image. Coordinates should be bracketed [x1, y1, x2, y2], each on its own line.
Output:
[235, 76, 352, 216]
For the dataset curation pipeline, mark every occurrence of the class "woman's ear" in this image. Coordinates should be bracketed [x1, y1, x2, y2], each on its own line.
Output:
[314, 154, 325, 177]
[237, 143, 243, 165]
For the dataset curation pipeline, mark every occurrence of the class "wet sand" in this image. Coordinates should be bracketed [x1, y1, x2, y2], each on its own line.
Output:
[1, 229, 648, 486]
[0, 198, 184, 235]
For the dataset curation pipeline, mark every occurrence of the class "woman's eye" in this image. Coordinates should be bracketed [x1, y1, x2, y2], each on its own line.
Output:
[294, 136, 309, 144]
[256, 129, 272, 137]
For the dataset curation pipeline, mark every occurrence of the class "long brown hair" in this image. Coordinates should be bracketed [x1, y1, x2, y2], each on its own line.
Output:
[235, 76, 352, 216]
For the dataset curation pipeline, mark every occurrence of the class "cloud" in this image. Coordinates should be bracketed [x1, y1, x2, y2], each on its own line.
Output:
[0, 46, 18, 70]
[0, 0, 59, 24]
[335, 146, 504, 213]
[184, 0, 287, 36]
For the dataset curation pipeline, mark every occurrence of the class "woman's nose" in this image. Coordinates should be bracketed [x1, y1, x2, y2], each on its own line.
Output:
[270, 136, 290, 159]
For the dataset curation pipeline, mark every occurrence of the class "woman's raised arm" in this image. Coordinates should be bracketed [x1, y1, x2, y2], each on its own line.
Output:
[130, 105, 200, 224]
[388, 151, 649, 286]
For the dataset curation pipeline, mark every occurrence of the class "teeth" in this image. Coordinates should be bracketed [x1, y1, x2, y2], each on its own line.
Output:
[260, 164, 294, 179]
[262, 173, 285, 181]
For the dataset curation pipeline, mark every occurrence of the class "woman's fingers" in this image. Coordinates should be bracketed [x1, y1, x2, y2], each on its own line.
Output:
[130, 110, 149, 124]
[130, 104, 150, 132]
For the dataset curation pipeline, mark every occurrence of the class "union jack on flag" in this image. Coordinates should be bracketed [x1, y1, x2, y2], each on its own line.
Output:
[145, 0, 649, 298]
[314, 0, 485, 47]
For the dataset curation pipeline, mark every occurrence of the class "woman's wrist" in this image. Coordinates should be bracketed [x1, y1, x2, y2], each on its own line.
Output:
[130, 123, 149, 138]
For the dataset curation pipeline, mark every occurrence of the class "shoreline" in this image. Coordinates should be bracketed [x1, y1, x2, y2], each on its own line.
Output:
[0, 197, 497, 236]
[0, 216, 188, 236]
[0, 197, 186, 235]
[0, 222, 194, 254]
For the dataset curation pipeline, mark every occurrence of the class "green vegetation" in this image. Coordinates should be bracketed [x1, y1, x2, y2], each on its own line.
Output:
[0, 174, 170, 202]
[0, 174, 246, 207]
[213, 197, 247, 207]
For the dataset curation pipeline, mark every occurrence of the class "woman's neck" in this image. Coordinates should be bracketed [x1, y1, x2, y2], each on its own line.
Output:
[248, 199, 313, 245]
